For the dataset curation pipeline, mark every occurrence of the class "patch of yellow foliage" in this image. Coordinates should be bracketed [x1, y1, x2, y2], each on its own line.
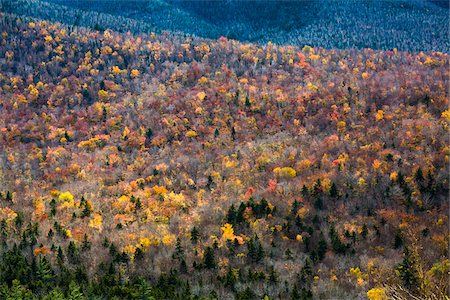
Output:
[390, 172, 398, 182]
[186, 130, 198, 137]
[372, 159, 382, 170]
[197, 91, 206, 101]
[337, 121, 346, 132]
[221, 223, 234, 240]
[375, 110, 384, 121]
[297, 207, 309, 219]
[302, 45, 313, 53]
[162, 234, 176, 246]
[98, 89, 108, 100]
[441, 109, 450, 121]
[310, 54, 320, 61]
[163, 192, 186, 208]
[1, 207, 17, 222]
[111, 66, 122, 74]
[273, 167, 296, 178]
[89, 213, 103, 231]
[153, 185, 168, 195]
[223, 156, 238, 168]
[58, 191, 74, 202]
[367, 288, 387, 300]
[130, 69, 140, 78]
[307, 82, 319, 91]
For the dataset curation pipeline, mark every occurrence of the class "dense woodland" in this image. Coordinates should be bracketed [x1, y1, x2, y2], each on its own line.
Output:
[3, 0, 449, 52]
[0, 8, 448, 300]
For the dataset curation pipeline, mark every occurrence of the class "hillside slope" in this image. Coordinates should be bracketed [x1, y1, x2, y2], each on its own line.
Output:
[2, 0, 449, 52]
[0, 12, 448, 299]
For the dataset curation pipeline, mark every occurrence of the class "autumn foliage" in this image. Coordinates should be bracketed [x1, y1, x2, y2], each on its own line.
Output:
[0, 11, 448, 299]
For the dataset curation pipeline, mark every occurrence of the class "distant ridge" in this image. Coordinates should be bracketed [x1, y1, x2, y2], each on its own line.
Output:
[2, 0, 449, 52]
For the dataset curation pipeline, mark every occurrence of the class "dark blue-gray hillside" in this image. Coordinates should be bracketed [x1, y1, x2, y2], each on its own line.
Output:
[2, 0, 448, 52]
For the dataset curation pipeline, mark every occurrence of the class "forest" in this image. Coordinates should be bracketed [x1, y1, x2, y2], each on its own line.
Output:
[2, 0, 449, 52]
[0, 2, 448, 300]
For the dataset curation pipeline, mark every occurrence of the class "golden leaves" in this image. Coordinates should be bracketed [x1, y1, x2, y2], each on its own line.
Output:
[441, 109, 450, 121]
[302, 45, 313, 53]
[58, 191, 74, 202]
[98, 89, 108, 100]
[337, 121, 346, 133]
[297, 207, 309, 219]
[372, 159, 382, 170]
[197, 91, 206, 101]
[130, 69, 140, 78]
[162, 234, 176, 246]
[389, 172, 398, 182]
[122, 126, 130, 140]
[163, 192, 186, 209]
[221, 223, 234, 240]
[223, 156, 238, 169]
[186, 130, 198, 138]
[34, 199, 46, 219]
[153, 185, 168, 196]
[273, 167, 296, 178]
[33, 246, 49, 256]
[111, 66, 123, 75]
[77, 135, 109, 150]
[307, 82, 319, 91]
[375, 110, 384, 121]
[29, 87, 39, 101]
[89, 213, 103, 231]
[349, 267, 368, 286]
[1, 207, 17, 222]
[367, 288, 387, 300]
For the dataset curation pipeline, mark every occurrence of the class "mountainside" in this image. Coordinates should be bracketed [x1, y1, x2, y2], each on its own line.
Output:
[0, 10, 448, 299]
[3, 0, 449, 52]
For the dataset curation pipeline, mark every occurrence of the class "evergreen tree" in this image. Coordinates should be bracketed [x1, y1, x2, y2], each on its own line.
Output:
[67, 241, 79, 264]
[81, 201, 92, 218]
[0, 219, 8, 238]
[145, 128, 153, 140]
[57, 246, 64, 264]
[50, 199, 57, 217]
[329, 182, 338, 198]
[135, 198, 142, 211]
[300, 258, 313, 284]
[361, 224, 368, 239]
[67, 281, 84, 300]
[226, 204, 237, 226]
[135, 247, 144, 261]
[396, 247, 419, 291]
[131, 277, 154, 300]
[5, 191, 12, 202]
[179, 259, 188, 274]
[301, 185, 309, 198]
[317, 234, 327, 261]
[81, 234, 91, 251]
[173, 238, 184, 260]
[329, 225, 347, 254]
[190, 227, 199, 244]
[394, 230, 403, 249]
[313, 196, 323, 210]
[203, 246, 216, 269]
[245, 95, 251, 107]
[269, 266, 278, 284]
